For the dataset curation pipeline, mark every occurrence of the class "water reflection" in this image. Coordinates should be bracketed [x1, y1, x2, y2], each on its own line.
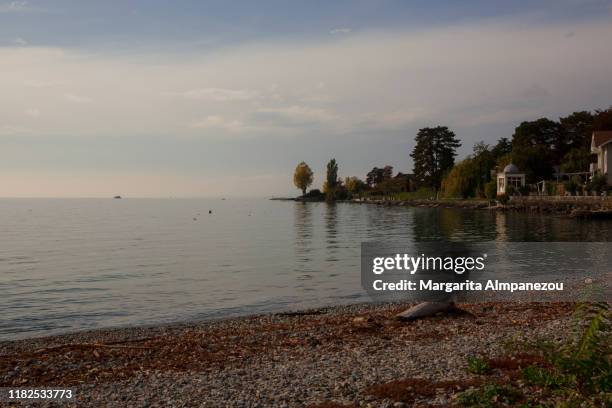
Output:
[324, 203, 339, 262]
[293, 201, 313, 271]
[411, 209, 480, 303]
[4, 198, 611, 339]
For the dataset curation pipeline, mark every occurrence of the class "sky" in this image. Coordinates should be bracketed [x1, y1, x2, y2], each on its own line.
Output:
[1, 0, 612, 197]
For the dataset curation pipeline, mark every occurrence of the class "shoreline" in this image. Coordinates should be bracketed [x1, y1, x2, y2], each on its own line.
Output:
[272, 196, 612, 218]
[0, 301, 580, 407]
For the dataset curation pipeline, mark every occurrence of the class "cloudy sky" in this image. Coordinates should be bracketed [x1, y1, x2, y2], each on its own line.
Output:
[1, 0, 612, 197]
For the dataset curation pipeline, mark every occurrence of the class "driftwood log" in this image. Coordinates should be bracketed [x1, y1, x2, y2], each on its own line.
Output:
[395, 301, 456, 321]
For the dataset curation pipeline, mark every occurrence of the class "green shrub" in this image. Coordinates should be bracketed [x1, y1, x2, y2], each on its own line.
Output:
[484, 181, 497, 200]
[458, 384, 522, 407]
[588, 174, 608, 193]
[564, 180, 578, 195]
[521, 365, 570, 389]
[394, 187, 435, 201]
[553, 302, 611, 394]
[519, 302, 610, 405]
[518, 185, 530, 196]
[467, 356, 491, 375]
[303, 189, 324, 199]
[461, 302, 610, 407]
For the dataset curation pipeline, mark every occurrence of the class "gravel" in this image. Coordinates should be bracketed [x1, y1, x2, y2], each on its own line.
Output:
[0, 301, 576, 407]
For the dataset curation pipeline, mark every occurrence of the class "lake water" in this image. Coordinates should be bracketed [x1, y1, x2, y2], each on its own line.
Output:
[1, 198, 610, 340]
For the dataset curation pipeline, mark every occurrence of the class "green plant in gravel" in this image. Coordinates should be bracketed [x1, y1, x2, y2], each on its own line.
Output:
[461, 302, 610, 407]
[520, 365, 570, 389]
[553, 301, 610, 395]
[529, 302, 610, 405]
[467, 356, 491, 375]
[457, 384, 523, 407]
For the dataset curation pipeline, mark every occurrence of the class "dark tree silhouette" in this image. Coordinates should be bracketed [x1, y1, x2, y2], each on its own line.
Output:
[411, 126, 461, 190]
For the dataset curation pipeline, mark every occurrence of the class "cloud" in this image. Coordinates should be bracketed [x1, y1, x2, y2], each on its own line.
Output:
[2, 16, 612, 196]
[0, 17, 611, 143]
[522, 84, 551, 99]
[24, 108, 40, 117]
[191, 115, 246, 132]
[177, 88, 257, 102]
[330, 28, 352, 35]
[64, 93, 92, 103]
[0, 1, 41, 13]
[252, 105, 336, 127]
[14, 37, 28, 46]
[23, 79, 60, 87]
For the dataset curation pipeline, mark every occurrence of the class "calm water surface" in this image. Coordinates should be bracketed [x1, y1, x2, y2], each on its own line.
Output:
[1, 198, 610, 340]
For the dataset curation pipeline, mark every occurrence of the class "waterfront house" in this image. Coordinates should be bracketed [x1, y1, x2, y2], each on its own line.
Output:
[591, 131, 612, 184]
[497, 164, 526, 195]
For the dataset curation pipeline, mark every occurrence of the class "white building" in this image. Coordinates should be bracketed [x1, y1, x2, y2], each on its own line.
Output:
[590, 131, 612, 185]
[497, 163, 525, 195]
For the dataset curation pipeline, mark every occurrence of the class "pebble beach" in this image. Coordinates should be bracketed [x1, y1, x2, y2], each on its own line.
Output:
[0, 301, 577, 407]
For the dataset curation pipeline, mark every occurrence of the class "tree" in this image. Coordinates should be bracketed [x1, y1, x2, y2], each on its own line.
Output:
[326, 159, 339, 191]
[561, 148, 592, 173]
[382, 165, 393, 180]
[440, 141, 499, 199]
[411, 126, 461, 190]
[471, 142, 496, 196]
[560, 111, 594, 151]
[345, 177, 366, 196]
[441, 158, 477, 198]
[484, 180, 497, 199]
[593, 107, 612, 131]
[491, 137, 512, 158]
[366, 166, 393, 187]
[324, 158, 339, 200]
[293, 162, 313, 196]
[496, 153, 513, 172]
[373, 178, 405, 196]
[511, 118, 562, 182]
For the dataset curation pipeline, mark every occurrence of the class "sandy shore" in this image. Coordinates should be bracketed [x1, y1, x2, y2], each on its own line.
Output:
[0, 301, 578, 407]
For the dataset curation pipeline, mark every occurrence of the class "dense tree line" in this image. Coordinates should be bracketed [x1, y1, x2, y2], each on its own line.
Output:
[441, 107, 612, 198]
[292, 107, 612, 200]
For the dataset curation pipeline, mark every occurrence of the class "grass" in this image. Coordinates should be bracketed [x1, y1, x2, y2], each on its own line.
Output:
[458, 302, 611, 407]
[467, 356, 491, 375]
[520, 365, 571, 389]
[393, 188, 436, 200]
[457, 384, 523, 407]
[361, 187, 435, 201]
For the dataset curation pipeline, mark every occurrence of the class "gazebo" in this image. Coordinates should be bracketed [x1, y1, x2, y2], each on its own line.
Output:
[497, 164, 525, 195]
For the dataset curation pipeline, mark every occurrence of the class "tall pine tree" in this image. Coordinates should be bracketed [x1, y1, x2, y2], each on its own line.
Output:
[411, 126, 461, 190]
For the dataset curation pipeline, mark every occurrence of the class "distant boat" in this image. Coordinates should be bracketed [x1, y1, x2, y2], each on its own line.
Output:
[113, 195, 122, 199]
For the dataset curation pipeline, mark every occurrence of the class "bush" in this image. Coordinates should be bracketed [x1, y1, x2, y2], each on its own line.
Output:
[521, 365, 570, 389]
[553, 302, 611, 395]
[458, 384, 522, 407]
[518, 185, 530, 196]
[564, 180, 578, 195]
[467, 356, 491, 375]
[484, 181, 497, 200]
[588, 174, 608, 193]
[458, 302, 610, 407]
[303, 189, 324, 199]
